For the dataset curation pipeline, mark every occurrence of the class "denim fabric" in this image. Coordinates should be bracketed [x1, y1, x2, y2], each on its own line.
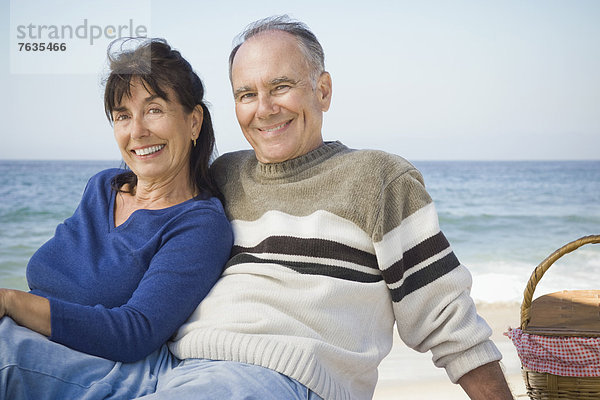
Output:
[136, 358, 324, 400]
[0, 318, 324, 400]
[0, 318, 174, 399]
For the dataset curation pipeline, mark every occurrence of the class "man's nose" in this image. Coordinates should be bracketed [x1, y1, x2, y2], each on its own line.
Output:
[256, 93, 279, 118]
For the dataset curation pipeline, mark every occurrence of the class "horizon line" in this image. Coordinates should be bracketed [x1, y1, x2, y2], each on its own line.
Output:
[1, 158, 599, 163]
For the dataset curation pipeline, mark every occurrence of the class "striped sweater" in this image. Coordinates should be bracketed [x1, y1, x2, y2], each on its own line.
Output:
[169, 141, 501, 400]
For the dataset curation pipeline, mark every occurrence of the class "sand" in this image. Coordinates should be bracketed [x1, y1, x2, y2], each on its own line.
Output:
[372, 301, 529, 399]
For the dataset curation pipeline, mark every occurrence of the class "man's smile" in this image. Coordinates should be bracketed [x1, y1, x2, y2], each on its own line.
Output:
[257, 120, 292, 133]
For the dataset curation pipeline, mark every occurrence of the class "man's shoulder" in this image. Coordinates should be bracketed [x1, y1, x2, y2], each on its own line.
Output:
[209, 150, 256, 191]
[348, 148, 414, 166]
[337, 147, 417, 180]
[213, 149, 256, 167]
[211, 150, 255, 175]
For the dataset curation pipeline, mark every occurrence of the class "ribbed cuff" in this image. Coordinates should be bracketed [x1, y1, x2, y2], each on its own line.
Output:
[445, 340, 503, 383]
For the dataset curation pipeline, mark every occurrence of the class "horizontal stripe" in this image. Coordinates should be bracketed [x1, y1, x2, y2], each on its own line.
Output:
[232, 236, 378, 270]
[231, 210, 375, 254]
[237, 252, 382, 277]
[386, 247, 454, 291]
[389, 252, 460, 302]
[373, 203, 440, 269]
[227, 253, 383, 284]
[404, 232, 450, 269]
[381, 231, 451, 284]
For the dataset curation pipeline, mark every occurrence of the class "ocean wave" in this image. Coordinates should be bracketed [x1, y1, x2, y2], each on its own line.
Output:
[1, 160, 597, 304]
[440, 213, 600, 225]
[468, 253, 600, 303]
[0, 206, 69, 224]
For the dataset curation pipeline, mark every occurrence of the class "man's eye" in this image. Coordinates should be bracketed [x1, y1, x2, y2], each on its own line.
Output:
[274, 85, 290, 93]
[239, 93, 256, 102]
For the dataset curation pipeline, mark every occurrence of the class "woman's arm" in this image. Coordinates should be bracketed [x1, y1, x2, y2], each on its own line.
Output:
[0, 289, 51, 336]
[48, 208, 233, 362]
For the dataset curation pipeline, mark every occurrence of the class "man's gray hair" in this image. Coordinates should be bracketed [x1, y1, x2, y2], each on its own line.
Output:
[228, 15, 325, 86]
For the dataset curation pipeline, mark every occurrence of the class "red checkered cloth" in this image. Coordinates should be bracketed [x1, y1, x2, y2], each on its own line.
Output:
[505, 328, 600, 377]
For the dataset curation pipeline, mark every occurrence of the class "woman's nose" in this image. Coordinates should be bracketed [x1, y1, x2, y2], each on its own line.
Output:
[130, 114, 149, 139]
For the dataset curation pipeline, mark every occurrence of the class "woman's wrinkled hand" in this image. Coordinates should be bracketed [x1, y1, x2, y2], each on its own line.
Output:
[0, 288, 11, 319]
[0, 289, 51, 336]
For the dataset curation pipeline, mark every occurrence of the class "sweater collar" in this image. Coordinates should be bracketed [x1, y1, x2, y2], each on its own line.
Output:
[256, 141, 347, 180]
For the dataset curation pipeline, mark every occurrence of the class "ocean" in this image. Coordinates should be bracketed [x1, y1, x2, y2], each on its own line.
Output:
[1, 159, 599, 303]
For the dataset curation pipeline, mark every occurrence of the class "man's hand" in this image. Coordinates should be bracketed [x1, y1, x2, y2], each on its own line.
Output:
[458, 361, 514, 400]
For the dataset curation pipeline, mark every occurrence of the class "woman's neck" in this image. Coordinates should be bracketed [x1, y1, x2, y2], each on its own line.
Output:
[130, 174, 196, 209]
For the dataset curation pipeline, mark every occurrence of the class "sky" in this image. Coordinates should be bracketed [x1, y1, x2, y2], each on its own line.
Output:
[1, 0, 599, 161]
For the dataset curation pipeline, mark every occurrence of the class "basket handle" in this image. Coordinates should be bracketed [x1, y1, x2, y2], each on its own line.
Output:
[520, 234, 600, 330]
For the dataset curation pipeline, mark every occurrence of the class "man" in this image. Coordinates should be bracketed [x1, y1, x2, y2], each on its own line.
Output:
[168, 16, 514, 400]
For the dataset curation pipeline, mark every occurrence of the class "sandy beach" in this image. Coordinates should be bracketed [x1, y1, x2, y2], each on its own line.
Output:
[372, 301, 528, 399]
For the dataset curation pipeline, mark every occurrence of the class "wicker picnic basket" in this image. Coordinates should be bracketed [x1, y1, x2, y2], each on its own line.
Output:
[518, 235, 600, 400]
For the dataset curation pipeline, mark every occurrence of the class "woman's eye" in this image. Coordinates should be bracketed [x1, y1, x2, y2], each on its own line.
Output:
[148, 108, 162, 114]
[114, 114, 129, 121]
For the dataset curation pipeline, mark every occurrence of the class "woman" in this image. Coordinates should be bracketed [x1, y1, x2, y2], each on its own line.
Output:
[0, 39, 233, 398]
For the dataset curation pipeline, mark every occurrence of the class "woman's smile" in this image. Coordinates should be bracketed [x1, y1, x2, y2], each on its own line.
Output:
[132, 144, 166, 157]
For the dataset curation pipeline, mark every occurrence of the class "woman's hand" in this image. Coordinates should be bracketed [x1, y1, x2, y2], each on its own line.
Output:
[0, 289, 8, 318]
[0, 289, 51, 336]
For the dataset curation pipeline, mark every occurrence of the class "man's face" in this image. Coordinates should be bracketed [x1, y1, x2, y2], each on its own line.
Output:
[231, 31, 332, 164]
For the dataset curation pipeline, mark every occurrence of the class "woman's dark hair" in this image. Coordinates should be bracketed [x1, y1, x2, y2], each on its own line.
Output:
[104, 38, 221, 201]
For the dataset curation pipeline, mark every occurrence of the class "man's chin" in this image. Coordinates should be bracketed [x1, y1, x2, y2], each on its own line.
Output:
[255, 146, 295, 164]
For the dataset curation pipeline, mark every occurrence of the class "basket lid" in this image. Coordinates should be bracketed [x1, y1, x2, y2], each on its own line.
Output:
[523, 290, 600, 337]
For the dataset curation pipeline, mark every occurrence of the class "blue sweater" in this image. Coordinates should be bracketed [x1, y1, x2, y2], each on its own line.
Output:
[26, 169, 233, 362]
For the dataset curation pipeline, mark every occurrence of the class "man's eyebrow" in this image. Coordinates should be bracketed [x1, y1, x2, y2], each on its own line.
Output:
[233, 77, 300, 98]
[233, 86, 253, 97]
[270, 76, 298, 86]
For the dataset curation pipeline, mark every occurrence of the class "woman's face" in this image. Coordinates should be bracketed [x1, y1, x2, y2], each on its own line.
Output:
[111, 79, 202, 188]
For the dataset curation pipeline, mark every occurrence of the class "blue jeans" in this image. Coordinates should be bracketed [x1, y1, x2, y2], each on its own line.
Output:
[0, 318, 323, 400]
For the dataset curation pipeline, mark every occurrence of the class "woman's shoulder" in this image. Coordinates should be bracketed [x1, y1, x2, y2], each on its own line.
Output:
[173, 196, 229, 225]
[78, 168, 126, 197]
[166, 197, 231, 238]
[190, 196, 226, 215]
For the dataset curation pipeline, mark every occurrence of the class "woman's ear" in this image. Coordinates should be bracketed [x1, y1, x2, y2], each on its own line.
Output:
[191, 104, 204, 138]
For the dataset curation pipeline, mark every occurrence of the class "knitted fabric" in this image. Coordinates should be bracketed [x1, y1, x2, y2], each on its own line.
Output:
[170, 142, 501, 400]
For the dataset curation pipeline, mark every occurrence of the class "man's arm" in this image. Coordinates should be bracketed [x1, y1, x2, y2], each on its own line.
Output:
[458, 361, 514, 400]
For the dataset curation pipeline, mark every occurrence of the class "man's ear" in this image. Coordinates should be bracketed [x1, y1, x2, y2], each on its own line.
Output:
[316, 72, 332, 112]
